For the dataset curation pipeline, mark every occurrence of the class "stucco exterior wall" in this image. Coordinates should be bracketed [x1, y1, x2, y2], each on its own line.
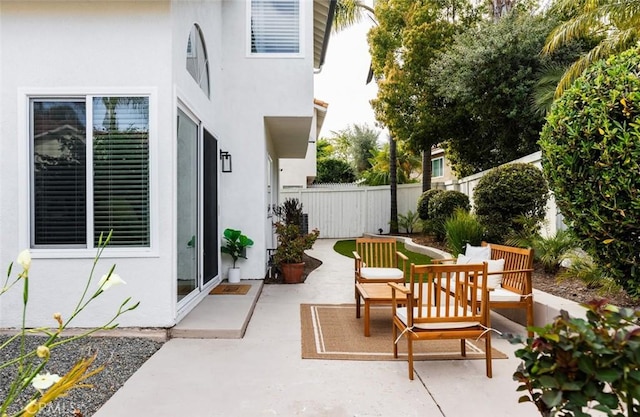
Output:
[1, 1, 172, 328]
[0, 0, 320, 328]
[218, 0, 315, 280]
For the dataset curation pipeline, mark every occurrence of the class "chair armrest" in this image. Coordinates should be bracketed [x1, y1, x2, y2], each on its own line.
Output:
[396, 251, 408, 275]
[353, 252, 362, 281]
[388, 282, 410, 294]
[487, 268, 534, 275]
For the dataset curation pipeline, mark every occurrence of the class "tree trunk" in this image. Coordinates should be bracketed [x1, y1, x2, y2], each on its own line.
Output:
[389, 135, 398, 234]
[422, 149, 432, 192]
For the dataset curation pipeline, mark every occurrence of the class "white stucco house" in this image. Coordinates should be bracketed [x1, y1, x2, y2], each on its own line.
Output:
[0, 0, 335, 328]
[279, 98, 327, 188]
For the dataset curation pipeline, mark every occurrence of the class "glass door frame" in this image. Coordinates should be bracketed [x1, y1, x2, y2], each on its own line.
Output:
[176, 104, 220, 309]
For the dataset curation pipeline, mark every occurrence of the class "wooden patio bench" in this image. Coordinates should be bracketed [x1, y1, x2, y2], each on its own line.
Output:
[435, 242, 535, 336]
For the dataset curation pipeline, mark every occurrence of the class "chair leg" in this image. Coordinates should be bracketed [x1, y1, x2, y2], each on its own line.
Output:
[392, 323, 399, 358]
[485, 333, 493, 378]
[460, 339, 466, 357]
[526, 301, 534, 338]
[407, 338, 414, 380]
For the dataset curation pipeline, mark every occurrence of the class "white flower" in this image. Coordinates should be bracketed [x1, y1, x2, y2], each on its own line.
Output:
[36, 345, 50, 359]
[16, 249, 31, 273]
[31, 372, 61, 391]
[98, 273, 126, 291]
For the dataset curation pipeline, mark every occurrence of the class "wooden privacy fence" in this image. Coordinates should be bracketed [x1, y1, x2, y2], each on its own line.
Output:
[280, 184, 423, 238]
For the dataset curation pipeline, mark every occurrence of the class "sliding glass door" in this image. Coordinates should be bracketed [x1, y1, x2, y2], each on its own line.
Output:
[176, 108, 219, 303]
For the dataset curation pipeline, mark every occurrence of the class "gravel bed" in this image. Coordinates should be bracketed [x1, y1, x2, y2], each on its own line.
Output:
[0, 335, 164, 416]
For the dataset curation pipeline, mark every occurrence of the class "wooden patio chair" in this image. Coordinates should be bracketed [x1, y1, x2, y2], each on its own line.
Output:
[353, 237, 408, 310]
[389, 262, 493, 380]
[434, 242, 535, 336]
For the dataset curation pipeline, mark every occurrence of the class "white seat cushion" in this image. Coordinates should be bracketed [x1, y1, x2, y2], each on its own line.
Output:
[487, 287, 522, 303]
[396, 306, 480, 330]
[360, 267, 404, 280]
[444, 277, 520, 302]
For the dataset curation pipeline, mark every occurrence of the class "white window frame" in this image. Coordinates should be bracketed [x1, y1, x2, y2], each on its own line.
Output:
[432, 156, 444, 178]
[18, 88, 158, 259]
[246, 0, 305, 59]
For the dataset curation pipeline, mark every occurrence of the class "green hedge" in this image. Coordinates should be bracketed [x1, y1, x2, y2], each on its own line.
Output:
[474, 163, 548, 243]
[539, 47, 640, 297]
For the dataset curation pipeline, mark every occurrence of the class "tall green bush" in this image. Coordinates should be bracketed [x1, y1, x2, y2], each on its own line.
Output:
[444, 209, 485, 256]
[474, 163, 548, 243]
[428, 190, 470, 241]
[417, 189, 443, 220]
[539, 47, 640, 297]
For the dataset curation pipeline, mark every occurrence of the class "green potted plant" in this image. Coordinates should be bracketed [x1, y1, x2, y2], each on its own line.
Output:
[221, 228, 254, 283]
[509, 298, 640, 416]
[273, 222, 319, 284]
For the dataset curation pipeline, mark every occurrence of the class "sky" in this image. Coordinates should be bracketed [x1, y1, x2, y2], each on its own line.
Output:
[313, 11, 379, 140]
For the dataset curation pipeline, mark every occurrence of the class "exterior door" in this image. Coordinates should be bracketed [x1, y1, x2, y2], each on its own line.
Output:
[176, 110, 220, 303]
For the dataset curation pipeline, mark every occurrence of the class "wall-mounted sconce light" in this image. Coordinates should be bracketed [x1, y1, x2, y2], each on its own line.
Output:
[220, 150, 232, 173]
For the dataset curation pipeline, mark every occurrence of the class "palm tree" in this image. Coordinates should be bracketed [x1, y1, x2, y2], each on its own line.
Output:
[544, 0, 640, 97]
[333, 0, 375, 32]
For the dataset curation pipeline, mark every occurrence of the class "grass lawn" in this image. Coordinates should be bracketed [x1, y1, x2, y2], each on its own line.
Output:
[333, 239, 432, 281]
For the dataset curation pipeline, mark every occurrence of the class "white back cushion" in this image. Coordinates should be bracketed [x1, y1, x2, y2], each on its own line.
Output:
[465, 244, 491, 260]
[456, 254, 505, 288]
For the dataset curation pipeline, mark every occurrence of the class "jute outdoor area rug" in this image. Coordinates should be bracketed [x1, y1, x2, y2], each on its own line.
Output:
[300, 303, 508, 361]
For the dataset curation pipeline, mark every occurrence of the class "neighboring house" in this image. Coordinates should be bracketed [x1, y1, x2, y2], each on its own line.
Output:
[279, 98, 328, 189]
[431, 146, 456, 188]
[0, 0, 335, 328]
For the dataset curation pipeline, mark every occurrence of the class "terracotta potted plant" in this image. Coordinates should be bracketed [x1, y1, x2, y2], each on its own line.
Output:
[273, 222, 319, 284]
[221, 228, 254, 283]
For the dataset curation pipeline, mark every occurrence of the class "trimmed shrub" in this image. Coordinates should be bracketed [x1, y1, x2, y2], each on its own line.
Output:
[539, 47, 640, 297]
[444, 209, 485, 256]
[428, 190, 470, 240]
[417, 189, 443, 220]
[474, 163, 548, 243]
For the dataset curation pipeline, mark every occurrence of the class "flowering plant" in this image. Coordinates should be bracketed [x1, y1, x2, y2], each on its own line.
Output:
[0, 231, 139, 416]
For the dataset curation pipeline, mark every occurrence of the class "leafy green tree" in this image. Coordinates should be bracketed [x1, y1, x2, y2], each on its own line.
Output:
[326, 123, 380, 175]
[543, 0, 640, 97]
[361, 140, 420, 185]
[369, 0, 476, 190]
[315, 158, 356, 184]
[316, 138, 333, 160]
[429, 11, 565, 176]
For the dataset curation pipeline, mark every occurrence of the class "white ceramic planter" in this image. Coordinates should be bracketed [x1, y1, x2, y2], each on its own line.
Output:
[228, 267, 241, 283]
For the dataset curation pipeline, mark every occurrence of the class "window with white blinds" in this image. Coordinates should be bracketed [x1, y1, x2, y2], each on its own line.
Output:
[250, 0, 300, 54]
[31, 96, 150, 248]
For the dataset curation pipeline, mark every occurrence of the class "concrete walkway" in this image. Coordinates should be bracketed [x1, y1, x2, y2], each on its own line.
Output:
[94, 239, 561, 417]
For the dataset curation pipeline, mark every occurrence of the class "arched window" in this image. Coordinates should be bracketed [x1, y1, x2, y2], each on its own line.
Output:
[186, 24, 210, 97]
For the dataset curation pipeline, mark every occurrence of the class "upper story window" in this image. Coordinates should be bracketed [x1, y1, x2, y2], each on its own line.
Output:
[250, 0, 301, 55]
[31, 96, 150, 249]
[432, 157, 444, 178]
[186, 24, 210, 97]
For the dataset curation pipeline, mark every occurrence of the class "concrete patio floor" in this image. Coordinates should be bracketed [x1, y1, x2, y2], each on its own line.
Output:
[94, 238, 583, 417]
